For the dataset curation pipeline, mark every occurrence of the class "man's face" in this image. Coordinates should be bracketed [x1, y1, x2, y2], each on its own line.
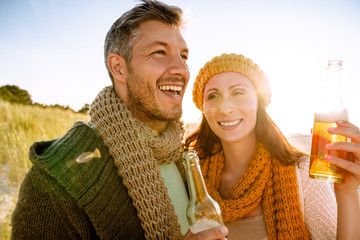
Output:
[126, 20, 190, 124]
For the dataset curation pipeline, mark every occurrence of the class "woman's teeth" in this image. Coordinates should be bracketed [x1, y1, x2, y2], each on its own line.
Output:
[219, 120, 241, 126]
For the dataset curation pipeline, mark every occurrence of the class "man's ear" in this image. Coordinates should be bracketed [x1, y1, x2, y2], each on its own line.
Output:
[107, 53, 128, 84]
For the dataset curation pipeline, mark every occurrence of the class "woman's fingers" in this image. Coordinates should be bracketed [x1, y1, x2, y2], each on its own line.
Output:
[336, 120, 358, 128]
[327, 120, 360, 142]
[327, 120, 360, 161]
[326, 154, 360, 176]
[327, 142, 360, 160]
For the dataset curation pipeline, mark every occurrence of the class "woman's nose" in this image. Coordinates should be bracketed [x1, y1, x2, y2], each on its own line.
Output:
[219, 98, 234, 114]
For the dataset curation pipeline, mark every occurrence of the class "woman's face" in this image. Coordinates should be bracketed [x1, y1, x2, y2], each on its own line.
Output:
[203, 72, 258, 144]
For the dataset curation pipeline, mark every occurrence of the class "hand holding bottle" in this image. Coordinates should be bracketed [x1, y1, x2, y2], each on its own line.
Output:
[309, 60, 349, 183]
[182, 226, 228, 240]
[324, 120, 360, 240]
[182, 150, 226, 237]
[325, 120, 360, 191]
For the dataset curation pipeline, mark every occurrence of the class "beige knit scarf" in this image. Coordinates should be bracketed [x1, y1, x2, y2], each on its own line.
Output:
[90, 86, 185, 239]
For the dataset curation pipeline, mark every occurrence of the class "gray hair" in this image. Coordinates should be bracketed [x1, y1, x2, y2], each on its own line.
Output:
[104, 0, 183, 84]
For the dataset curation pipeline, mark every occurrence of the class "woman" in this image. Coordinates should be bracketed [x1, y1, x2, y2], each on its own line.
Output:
[185, 53, 360, 240]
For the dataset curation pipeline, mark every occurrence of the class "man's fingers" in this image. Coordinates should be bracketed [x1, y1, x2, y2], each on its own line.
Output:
[183, 226, 228, 240]
[196, 226, 228, 240]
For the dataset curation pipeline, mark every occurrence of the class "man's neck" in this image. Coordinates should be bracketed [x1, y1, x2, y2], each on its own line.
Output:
[114, 84, 169, 134]
[142, 118, 168, 135]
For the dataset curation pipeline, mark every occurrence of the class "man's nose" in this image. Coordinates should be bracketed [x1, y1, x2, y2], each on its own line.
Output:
[168, 54, 189, 80]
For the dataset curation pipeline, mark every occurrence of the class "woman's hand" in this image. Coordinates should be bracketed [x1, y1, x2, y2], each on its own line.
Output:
[326, 120, 360, 192]
[325, 120, 360, 239]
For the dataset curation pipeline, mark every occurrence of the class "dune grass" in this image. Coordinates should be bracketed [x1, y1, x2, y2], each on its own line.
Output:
[0, 100, 90, 239]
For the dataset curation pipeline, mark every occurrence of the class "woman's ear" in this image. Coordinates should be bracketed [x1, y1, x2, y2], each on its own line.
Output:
[107, 53, 128, 84]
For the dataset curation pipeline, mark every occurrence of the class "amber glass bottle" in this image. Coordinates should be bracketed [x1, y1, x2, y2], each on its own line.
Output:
[182, 150, 224, 234]
[309, 60, 349, 183]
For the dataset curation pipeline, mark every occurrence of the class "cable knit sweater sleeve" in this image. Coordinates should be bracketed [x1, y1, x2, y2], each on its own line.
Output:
[11, 121, 145, 239]
[296, 158, 337, 240]
[11, 164, 98, 239]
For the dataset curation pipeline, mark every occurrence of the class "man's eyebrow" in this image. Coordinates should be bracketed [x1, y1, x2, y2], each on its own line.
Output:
[148, 41, 168, 47]
[182, 48, 189, 54]
[147, 41, 189, 53]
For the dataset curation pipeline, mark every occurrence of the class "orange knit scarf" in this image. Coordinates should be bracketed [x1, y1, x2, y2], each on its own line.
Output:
[201, 142, 310, 240]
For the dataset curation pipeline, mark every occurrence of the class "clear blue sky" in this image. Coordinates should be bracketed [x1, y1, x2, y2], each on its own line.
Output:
[1, 0, 360, 134]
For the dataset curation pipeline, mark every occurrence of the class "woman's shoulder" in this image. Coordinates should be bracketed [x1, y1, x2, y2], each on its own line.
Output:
[296, 157, 334, 195]
[294, 157, 337, 211]
[295, 158, 337, 239]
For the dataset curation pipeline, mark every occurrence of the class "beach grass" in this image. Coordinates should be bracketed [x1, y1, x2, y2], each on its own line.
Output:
[0, 99, 90, 239]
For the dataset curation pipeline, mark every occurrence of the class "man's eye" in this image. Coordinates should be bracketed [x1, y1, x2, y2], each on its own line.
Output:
[181, 54, 188, 60]
[153, 50, 165, 55]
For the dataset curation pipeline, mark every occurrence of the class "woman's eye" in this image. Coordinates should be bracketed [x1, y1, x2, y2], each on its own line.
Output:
[181, 54, 188, 61]
[207, 94, 219, 100]
[233, 90, 245, 96]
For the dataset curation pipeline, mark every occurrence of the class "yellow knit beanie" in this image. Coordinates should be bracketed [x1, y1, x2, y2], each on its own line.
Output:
[193, 53, 272, 112]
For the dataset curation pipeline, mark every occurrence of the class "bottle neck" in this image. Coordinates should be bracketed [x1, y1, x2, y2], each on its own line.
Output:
[183, 154, 209, 202]
[317, 60, 347, 117]
[325, 67, 343, 104]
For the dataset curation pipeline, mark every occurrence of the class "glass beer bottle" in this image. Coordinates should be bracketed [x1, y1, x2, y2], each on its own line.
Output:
[309, 60, 349, 183]
[182, 150, 224, 234]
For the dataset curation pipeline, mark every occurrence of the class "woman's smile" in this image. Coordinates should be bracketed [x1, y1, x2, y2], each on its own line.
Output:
[218, 119, 242, 127]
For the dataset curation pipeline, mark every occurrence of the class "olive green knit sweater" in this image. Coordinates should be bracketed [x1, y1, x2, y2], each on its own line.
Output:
[11, 121, 145, 239]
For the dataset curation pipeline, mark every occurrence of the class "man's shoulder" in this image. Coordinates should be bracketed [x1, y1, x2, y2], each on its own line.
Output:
[30, 120, 105, 165]
[28, 121, 113, 196]
[21, 122, 145, 238]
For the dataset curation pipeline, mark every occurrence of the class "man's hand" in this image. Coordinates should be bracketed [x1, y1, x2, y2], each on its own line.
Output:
[183, 226, 228, 240]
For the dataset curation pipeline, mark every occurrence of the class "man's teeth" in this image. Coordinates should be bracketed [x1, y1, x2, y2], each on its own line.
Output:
[159, 85, 182, 91]
[219, 120, 241, 126]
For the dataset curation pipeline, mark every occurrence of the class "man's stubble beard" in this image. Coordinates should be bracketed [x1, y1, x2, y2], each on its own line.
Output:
[126, 66, 183, 122]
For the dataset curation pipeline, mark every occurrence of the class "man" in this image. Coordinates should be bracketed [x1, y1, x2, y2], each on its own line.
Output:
[11, 0, 228, 239]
